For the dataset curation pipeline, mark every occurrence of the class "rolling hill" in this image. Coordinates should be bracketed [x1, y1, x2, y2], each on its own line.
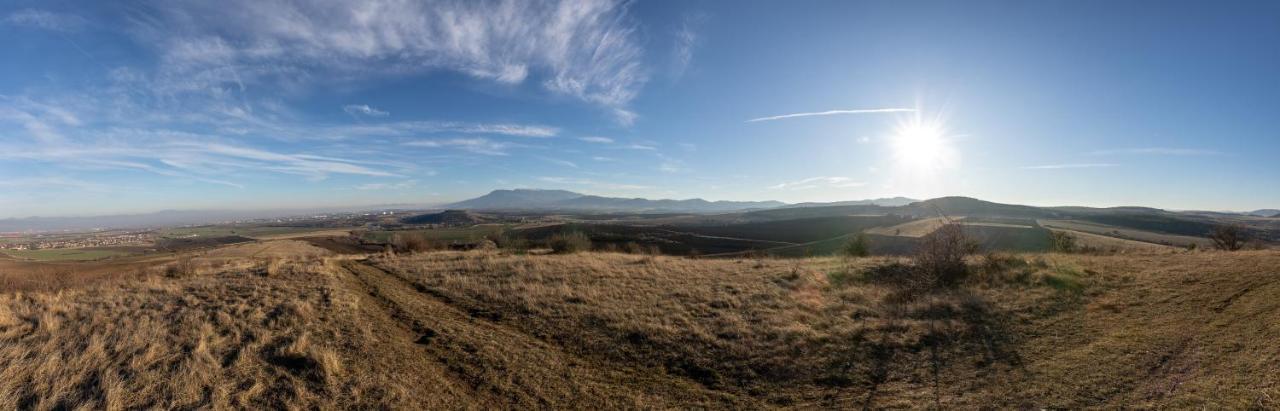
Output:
[1250, 209, 1280, 217]
[401, 210, 491, 225]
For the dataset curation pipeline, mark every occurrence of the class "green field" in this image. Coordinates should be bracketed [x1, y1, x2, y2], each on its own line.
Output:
[1, 248, 130, 261]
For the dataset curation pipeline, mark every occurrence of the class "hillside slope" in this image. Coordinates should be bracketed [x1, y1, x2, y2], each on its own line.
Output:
[1, 248, 1277, 408]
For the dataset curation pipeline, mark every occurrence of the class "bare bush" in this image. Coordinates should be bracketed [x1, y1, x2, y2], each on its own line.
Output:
[914, 222, 978, 287]
[165, 258, 199, 278]
[1051, 231, 1078, 253]
[1209, 224, 1248, 251]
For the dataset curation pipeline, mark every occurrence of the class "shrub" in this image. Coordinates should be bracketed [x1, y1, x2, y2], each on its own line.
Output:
[914, 222, 977, 287]
[1208, 224, 1247, 251]
[841, 233, 870, 257]
[1050, 231, 1078, 253]
[164, 258, 198, 278]
[548, 231, 592, 254]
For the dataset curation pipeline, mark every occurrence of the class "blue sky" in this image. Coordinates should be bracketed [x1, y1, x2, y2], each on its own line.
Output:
[1, 0, 1278, 218]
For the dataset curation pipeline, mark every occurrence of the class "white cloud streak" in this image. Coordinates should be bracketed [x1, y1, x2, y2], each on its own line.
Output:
[579, 136, 614, 144]
[746, 108, 915, 123]
[769, 176, 866, 190]
[343, 104, 389, 117]
[404, 138, 515, 156]
[328, 121, 559, 139]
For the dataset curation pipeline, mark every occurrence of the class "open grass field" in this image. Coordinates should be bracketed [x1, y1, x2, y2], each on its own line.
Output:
[1050, 228, 1176, 252]
[1039, 219, 1214, 248]
[1, 242, 1277, 408]
[0, 248, 130, 262]
[864, 216, 954, 237]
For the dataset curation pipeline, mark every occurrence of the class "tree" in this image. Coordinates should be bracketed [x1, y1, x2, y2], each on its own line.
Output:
[1209, 224, 1247, 251]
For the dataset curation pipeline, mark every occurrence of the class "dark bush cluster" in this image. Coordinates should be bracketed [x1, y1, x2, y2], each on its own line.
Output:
[841, 233, 870, 257]
[548, 231, 593, 254]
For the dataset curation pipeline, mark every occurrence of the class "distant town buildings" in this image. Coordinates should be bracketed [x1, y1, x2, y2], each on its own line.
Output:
[0, 232, 154, 251]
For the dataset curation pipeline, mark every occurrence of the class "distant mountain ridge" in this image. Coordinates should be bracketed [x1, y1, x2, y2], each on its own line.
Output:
[447, 189, 785, 213]
[782, 197, 918, 208]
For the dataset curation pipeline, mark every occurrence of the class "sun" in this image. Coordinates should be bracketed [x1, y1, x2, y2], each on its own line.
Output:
[890, 118, 952, 170]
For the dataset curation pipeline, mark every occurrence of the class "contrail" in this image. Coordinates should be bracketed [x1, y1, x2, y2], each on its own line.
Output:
[746, 108, 915, 123]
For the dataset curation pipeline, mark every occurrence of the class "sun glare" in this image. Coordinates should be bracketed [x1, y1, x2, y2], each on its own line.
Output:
[890, 118, 952, 171]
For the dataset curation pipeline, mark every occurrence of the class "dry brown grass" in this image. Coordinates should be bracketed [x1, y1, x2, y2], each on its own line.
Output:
[1, 245, 1277, 408]
[0, 258, 361, 409]
[368, 251, 1066, 407]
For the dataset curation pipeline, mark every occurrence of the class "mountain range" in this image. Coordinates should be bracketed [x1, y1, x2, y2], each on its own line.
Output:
[2, 189, 1275, 233]
[445, 189, 790, 212]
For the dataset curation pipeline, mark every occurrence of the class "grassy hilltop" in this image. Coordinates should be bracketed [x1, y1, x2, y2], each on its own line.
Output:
[1, 242, 1278, 408]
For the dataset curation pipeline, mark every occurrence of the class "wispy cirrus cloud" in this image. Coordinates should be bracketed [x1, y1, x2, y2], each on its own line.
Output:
[133, 0, 648, 124]
[343, 104, 389, 117]
[747, 108, 915, 123]
[0, 132, 397, 185]
[769, 176, 866, 190]
[670, 13, 705, 78]
[4, 9, 88, 32]
[1089, 147, 1223, 156]
[1020, 163, 1118, 170]
[579, 136, 615, 144]
[311, 121, 559, 140]
[355, 180, 417, 191]
[404, 138, 515, 156]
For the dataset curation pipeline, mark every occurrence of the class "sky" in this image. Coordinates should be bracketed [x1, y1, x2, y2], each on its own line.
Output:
[1, 0, 1278, 218]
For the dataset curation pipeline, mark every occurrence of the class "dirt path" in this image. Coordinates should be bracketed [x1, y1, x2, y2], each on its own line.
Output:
[335, 259, 746, 408]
